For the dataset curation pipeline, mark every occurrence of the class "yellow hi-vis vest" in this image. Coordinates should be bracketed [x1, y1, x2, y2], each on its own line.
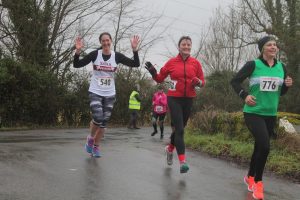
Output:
[129, 91, 141, 110]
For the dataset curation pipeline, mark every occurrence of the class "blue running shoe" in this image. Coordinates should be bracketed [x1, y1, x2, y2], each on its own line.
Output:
[85, 136, 94, 154]
[92, 146, 101, 157]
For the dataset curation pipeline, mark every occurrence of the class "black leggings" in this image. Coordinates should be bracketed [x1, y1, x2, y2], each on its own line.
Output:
[152, 113, 166, 133]
[244, 113, 276, 182]
[168, 96, 193, 155]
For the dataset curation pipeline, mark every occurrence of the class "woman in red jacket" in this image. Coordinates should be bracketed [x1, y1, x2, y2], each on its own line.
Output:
[145, 36, 205, 173]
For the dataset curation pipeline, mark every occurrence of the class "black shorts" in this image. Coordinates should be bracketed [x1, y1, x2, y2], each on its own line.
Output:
[152, 112, 166, 121]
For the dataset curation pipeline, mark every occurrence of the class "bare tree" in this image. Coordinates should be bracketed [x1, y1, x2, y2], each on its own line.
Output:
[195, 5, 256, 74]
[240, 0, 300, 112]
[96, 0, 170, 82]
[0, 0, 114, 70]
[240, 0, 300, 74]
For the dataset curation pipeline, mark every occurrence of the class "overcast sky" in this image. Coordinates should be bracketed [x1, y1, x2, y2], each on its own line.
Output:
[80, 0, 234, 68]
[135, 0, 234, 66]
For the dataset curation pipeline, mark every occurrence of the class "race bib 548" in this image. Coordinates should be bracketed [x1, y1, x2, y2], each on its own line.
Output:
[97, 77, 114, 88]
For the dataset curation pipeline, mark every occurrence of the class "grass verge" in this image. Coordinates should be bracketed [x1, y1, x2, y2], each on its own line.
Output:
[185, 129, 300, 182]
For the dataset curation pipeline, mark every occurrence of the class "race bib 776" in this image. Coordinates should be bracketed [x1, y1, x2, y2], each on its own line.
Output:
[259, 77, 279, 92]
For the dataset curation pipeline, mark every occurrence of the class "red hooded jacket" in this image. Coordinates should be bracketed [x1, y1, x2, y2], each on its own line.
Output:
[153, 54, 205, 97]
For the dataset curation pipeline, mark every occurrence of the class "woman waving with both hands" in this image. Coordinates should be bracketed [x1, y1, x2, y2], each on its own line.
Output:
[73, 33, 140, 158]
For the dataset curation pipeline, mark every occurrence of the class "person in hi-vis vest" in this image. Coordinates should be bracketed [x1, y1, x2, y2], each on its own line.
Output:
[128, 86, 141, 129]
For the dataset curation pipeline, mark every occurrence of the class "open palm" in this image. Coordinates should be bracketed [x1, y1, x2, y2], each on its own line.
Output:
[130, 35, 140, 51]
[75, 37, 83, 50]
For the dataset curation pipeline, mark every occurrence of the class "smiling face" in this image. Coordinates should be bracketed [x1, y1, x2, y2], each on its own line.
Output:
[178, 38, 192, 57]
[99, 33, 112, 52]
[262, 40, 278, 58]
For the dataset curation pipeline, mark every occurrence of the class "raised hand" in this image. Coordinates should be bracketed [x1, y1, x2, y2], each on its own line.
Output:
[75, 37, 83, 54]
[130, 35, 140, 52]
[145, 61, 157, 77]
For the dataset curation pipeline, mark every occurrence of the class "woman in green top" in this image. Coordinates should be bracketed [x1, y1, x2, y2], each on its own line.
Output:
[231, 36, 293, 200]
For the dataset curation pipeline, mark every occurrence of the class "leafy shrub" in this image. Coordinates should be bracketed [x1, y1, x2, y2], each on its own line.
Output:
[0, 58, 64, 126]
[215, 112, 251, 141]
[189, 105, 219, 134]
[189, 110, 252, 141]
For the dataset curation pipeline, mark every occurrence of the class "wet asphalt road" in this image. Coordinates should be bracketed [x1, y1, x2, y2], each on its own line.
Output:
[0, 127, 299, 200]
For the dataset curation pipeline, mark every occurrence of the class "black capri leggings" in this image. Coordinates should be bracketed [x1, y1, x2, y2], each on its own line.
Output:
[168, 96, 193, 155]
[244, 113, 276, 182]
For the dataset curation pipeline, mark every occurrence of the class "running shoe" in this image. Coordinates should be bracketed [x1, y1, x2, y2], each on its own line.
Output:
[252, 181, 264, 200]
[160, 133, 164, 139]
[92, 146, 101, 157]
[151, 131, 158, 136]
[180, 162, 189, 173]
[244, 175, 255, 192]
[165, 146, 173, 165]
[85, 136, 94, 154]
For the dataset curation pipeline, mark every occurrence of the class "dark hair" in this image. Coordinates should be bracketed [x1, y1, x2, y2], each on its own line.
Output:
[99, 32, 112, 42]
[178, 36, 192, 47]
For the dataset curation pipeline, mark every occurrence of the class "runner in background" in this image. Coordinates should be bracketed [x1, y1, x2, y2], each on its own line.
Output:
[151, 84, 167, 139]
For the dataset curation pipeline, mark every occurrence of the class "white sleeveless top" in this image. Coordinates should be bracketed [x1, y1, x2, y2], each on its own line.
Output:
[89, 50, 118, 96]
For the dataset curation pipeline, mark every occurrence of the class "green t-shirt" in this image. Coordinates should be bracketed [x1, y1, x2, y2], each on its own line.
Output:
[243, 59, 284, 116]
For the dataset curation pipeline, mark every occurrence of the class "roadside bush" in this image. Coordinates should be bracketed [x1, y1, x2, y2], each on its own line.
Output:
[188, 110, 300, 144]
[215, 112, 252, 141]
[189, 105, 219, 134]
[0, 58, 64, 126]
[0, 58, 91, 127]
[189, 110, 252, 141]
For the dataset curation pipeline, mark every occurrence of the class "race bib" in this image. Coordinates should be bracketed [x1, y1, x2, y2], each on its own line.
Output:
[155, 106, 163, 112]
[260, 77, 279, 92]
[97, 77, 114, 89]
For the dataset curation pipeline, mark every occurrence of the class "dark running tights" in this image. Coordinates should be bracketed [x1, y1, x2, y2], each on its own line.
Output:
[128, 110, 138, 128]
[168, 96, 193, 155]
[244, 113, 276, 182]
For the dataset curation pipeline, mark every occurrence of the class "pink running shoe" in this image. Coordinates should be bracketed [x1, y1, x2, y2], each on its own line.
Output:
[252, 181, 264, 200]
[244, 175, 255, 192]
[92, 145, 101, 157]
